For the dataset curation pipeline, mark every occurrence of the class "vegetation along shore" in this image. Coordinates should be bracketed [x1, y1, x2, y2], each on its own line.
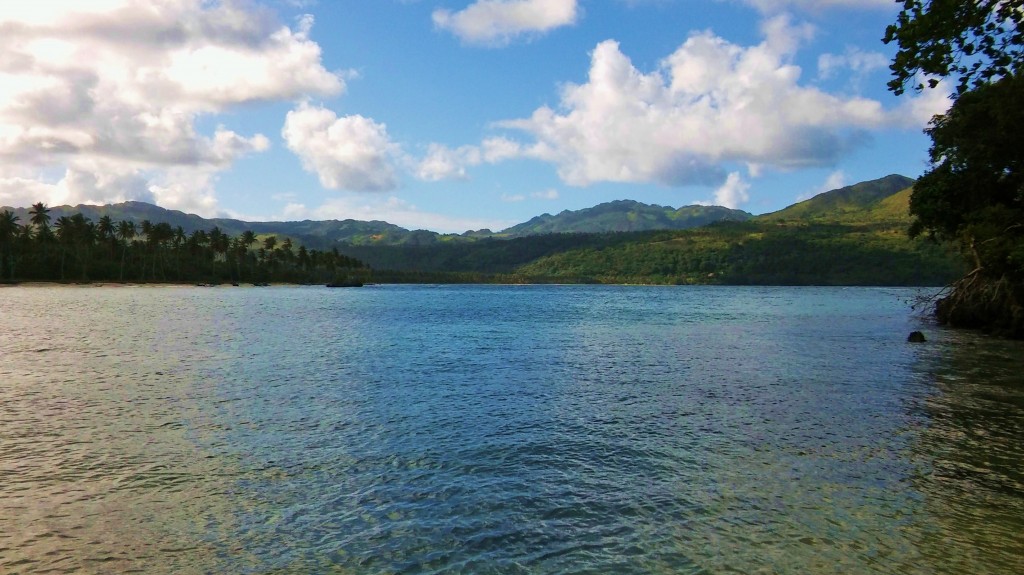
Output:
[2, 174, 963, 291]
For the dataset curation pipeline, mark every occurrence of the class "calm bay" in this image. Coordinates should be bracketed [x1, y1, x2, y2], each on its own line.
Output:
[1, 284, 1022, 574]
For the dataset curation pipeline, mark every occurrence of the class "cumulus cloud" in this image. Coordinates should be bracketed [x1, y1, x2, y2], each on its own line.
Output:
[412, 137, 523, 182]
[415, 143, 482, 181]
[500, 188, 559, 202]
[818, 47, 889, 81]
[898, 78, 953, 125]
[282, 103, 400, 192]
[712, 172, 750, 208]
[433, 0, 579, 45]
[495, 16, 931, 192]
[0, 1, 341, 214]
[796, 169, 847, 201]
[740, 0, 894, 13]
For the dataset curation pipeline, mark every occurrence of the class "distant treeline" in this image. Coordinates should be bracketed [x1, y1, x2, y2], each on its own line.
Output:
[0, 203, 366, 284]
[516, 222, 965, 286]
[339, 221, 964, 286]
[1, 201, 965, 287]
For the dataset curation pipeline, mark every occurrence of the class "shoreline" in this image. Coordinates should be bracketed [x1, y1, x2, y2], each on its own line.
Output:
[0, 281, 287, 288]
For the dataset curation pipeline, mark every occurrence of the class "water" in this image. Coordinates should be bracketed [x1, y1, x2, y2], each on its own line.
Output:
[1, 284, 1022, 574]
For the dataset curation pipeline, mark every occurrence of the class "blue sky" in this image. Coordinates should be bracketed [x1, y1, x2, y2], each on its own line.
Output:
[0, 0, 949, 232]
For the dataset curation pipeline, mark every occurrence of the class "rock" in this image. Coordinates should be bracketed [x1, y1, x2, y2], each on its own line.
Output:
[907, 331, 926, 343]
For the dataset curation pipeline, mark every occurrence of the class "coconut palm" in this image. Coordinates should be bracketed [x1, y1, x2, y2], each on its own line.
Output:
[116, 220, 136, 281]
[53, 215, 74, 280]
[0, 210, 19, 280]
[96, 215, 116, 258]
[28, 202, 50, 230]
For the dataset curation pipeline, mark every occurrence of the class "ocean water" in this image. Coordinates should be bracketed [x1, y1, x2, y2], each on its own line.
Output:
[1, 284, 1022, 574]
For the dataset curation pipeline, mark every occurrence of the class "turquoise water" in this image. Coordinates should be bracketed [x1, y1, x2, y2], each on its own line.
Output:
[1, 284, 1022, 574]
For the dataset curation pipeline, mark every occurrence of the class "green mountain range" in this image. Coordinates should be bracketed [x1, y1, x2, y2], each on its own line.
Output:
[2, 173, 965, 285]
[758, 174, 916, 223]
[5, 198, 753, 247]
[499, 201, 751, 236]
[509, 174, 962, 285]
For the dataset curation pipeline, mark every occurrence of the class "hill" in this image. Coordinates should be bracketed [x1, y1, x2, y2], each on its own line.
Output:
[757, 174, 916, 223]
[4, 197, 755, 248]
[5, 201, 426, 249]
[2, 173, 964, 286]
[500, 201, 751, 236]
[508, 175, 964, 285]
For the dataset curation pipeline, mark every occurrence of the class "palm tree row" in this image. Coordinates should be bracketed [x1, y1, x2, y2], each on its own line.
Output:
[0, 203, 367, 284]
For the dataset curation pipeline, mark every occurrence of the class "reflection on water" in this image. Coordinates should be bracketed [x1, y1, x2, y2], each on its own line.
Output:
[904, 331, 1024, 574]
[0, 285, 1022, 574]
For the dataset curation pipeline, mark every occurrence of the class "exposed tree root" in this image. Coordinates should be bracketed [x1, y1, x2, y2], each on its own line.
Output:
[934, 271, 1024, 338]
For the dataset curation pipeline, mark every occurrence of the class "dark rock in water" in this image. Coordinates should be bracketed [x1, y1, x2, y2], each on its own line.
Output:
[907, 331, 926, 343]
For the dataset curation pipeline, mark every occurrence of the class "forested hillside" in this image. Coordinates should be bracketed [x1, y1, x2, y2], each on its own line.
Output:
[0, 205, 366, 284]
[500, 201, 751, 236]
[1, 174, 963, 286]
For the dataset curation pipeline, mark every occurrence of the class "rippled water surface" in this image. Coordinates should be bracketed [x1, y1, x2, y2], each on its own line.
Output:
[1, 284, 1023, 574]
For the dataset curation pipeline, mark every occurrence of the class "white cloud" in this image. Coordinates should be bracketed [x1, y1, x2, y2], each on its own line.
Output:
[501, 188, 559, 202]
[282, 103, 400, 192]
[898, 78, 953, 125]
[495, 16, 934, 193]
[0, 1, 341, 215]
[740, 0, 894, 13]
[412, 137, 522, 182]
[818, 47, 889, 81]
[797, 169, 847, 201]
[433, 0, 579, 45]
[415, 143, 482, 181]
[281, 196, 515, 233]
[712, 172, 750, 208]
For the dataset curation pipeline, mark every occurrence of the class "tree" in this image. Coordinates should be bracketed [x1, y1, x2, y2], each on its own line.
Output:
[116, 220, 136, 280]
[886, 0, 1024, 336]
[0, 210, 19, 280]
[53, 215, 74, 280]
[884, 0, 1024, 96]
[97, 215, 116, 258]
[28, 202, 51, 230]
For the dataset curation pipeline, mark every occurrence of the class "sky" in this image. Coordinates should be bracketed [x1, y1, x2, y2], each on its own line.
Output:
[0, 0, 951, 233]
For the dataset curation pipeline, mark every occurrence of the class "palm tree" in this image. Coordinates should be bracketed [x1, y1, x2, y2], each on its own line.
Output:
[97, 215, 116, 258]
[0, 210, 20, 280]
[69, 213, 95, 280]
[53, 215, 73, 280]
[28, 202, 51, 231]
[208, 226, 228, 280]
[171, 226, 186, 279]
[149, 222, 174, 280]
[240, 230, 257, 279]
[116, 220, 136, 281]
[29, 202, 52, 269]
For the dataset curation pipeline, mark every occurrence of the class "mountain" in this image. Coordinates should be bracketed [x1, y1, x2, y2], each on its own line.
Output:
[4, 198, 753, 247]
[2, 173, 962, 285]
[509, 174, 964, 285]
[756, 174, 916, 223]
[499, 201, 751, 236]
[5, 201, 418, 249]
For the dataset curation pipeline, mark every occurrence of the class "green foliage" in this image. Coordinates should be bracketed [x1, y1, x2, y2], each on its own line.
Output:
[758, 175, 916, 223]
[514, 221, 962, 286]
[909, 74, 1024, 249]
[884, 0, 1024, 96]
[501, 201, 751, 236]
[1, 174, 963, 289]
[0, 203, 368, 285]
[888, 1, 1024, 336]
